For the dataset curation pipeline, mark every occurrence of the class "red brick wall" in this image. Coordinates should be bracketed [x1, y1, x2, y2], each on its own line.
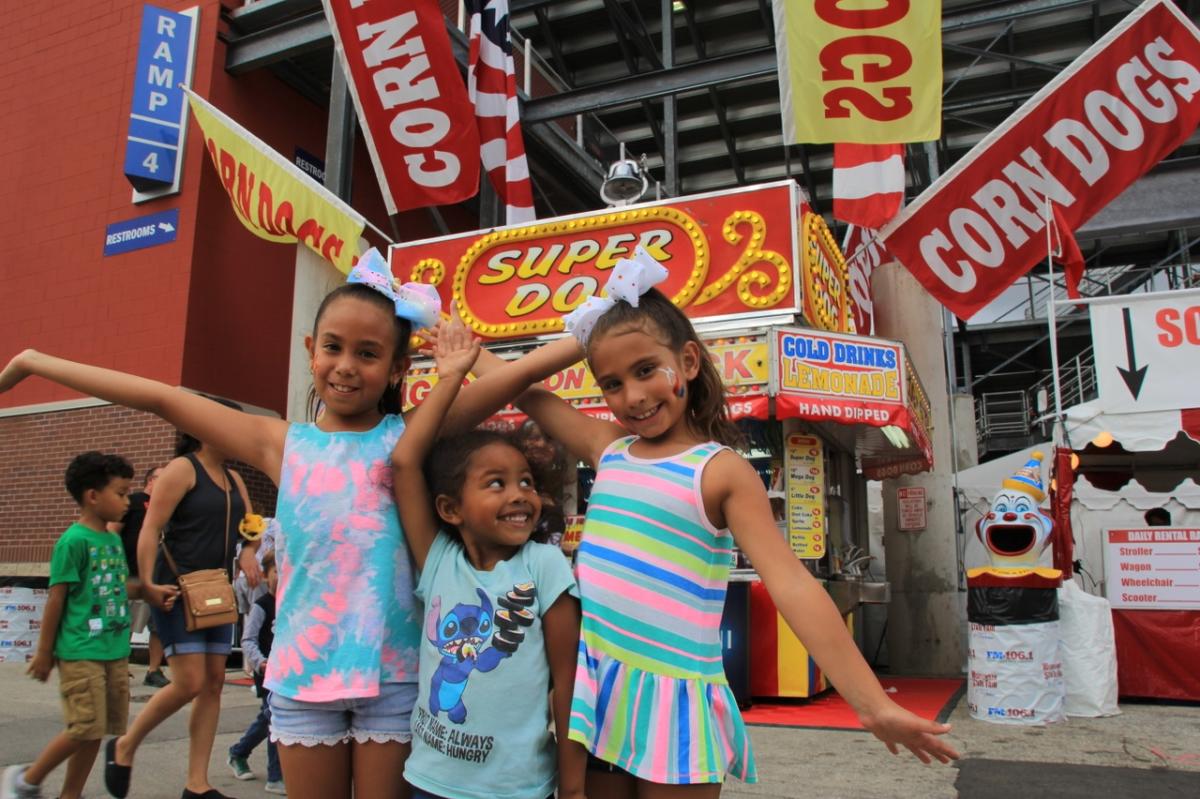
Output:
[0, 404, 277, 566]
[0, 1, 452, 570]
[0, 1, 225, 409]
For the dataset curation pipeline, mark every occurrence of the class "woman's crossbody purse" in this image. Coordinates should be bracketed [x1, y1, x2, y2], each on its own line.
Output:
[160, 467, 238, 632]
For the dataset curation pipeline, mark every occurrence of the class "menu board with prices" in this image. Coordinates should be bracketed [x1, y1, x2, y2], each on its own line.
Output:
[1105, 528, 1200, 610]
[784, 434, 826, 559]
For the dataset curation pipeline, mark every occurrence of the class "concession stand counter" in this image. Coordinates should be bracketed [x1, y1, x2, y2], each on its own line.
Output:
[391, 180, 935, 703]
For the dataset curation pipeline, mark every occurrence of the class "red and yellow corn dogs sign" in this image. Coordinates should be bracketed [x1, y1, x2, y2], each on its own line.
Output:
[389, 181, 822, 341]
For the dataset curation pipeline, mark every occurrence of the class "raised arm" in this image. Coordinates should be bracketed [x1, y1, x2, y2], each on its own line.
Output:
[392, 326, 480, 570]
[708, 452, 960, 765]
[438, 322, 623, 467]
[0, 350, 287, 482]
[435, 317, 588, 436]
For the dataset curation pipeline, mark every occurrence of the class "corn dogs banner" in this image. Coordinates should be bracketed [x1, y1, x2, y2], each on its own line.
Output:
[389, 181, 821, 340]
[185, 89, 366, 273]
[322, 0, 479, 214]
[774, 0, 941, 143]
[883, 0, 1200, 320]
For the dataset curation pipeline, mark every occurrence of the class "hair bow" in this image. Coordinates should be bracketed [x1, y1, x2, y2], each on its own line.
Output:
[347, 249, 442, 329]
[563, 246, 669, 345]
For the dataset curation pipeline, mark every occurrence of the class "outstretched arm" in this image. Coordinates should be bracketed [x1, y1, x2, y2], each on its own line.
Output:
[709, 452, 960, 765]
[392, 325, 480, 570]
[0, 350, 288, 482]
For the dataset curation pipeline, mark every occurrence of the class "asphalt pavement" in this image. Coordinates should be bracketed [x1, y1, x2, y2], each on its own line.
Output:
[2, 663, 1198, 798]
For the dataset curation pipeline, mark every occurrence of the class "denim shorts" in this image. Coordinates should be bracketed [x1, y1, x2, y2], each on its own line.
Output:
[150, 602, 233, 658]
[268, 681, 417, 747]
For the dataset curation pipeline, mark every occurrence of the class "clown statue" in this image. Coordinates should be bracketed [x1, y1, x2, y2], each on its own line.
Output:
[973, 452, 1059, 574]
[966, 452, 1066, 725]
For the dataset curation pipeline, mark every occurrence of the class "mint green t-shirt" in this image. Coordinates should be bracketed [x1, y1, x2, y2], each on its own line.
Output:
[406, 533, 577, 799]
[48, 523, 131, 661]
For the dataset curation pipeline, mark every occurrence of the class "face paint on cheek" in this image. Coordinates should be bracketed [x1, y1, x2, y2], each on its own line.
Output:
[658, 367, 685, 398]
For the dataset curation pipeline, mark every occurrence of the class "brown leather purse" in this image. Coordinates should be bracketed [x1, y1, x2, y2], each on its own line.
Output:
[161, 467, 238, 632]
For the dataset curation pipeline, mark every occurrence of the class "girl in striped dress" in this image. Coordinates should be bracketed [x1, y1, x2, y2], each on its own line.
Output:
[465, 249, 960, 797]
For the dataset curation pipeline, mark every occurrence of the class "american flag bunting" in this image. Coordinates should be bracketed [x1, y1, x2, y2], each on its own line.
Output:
[466, 0, 535, 224]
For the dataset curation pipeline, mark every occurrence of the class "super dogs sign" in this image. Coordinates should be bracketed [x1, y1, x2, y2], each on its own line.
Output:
[883, 0, 1200, 320]
[390, 181, 810, 340]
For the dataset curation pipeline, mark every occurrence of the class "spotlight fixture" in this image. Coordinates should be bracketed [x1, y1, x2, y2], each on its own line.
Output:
[600, 142, 649, 207]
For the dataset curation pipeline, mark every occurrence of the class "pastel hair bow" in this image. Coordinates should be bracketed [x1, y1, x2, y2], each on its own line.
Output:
[563, 246, 669, 345]
[347, 249, 442, 329]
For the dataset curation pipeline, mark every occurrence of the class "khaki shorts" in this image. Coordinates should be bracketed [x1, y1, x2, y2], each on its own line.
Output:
[58, 658, 130, 741]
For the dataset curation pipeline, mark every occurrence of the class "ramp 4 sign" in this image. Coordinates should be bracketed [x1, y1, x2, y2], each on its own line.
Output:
[1091, 289, 1200, 413]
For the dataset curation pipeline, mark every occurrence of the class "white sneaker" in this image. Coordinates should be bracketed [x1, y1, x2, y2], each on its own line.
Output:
[1, 765, 41, 799]
[264, 780, 287, 795]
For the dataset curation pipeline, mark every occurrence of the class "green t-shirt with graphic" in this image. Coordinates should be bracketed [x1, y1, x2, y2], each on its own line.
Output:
[49, 523, 132, 661]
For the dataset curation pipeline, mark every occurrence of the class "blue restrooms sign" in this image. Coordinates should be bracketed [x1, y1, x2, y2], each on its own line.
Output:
[103, 209, 180, 257]
[123, 5, 198, 196]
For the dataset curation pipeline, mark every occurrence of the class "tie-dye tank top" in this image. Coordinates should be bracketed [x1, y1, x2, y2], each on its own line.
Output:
[568, 436, 757, 784]
[266, 415, 420, 702]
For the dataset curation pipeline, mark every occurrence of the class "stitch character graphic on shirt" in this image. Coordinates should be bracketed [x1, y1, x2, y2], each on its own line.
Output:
[425, 583, 536, 724]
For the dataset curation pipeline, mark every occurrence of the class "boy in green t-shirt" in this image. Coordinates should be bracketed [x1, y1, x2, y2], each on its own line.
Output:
[2, 452, 136, 799]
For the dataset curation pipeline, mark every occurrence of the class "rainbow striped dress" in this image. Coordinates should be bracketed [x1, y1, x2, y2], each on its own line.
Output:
[568, 437, 757, 784]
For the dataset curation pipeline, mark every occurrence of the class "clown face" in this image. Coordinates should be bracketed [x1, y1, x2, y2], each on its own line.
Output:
[976, 487, 1054, 567]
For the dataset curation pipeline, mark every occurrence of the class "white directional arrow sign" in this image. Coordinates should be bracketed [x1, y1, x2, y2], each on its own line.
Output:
[1091, 289, 1200, 414]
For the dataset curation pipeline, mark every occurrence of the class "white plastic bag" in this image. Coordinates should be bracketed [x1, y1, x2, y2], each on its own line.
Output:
[1058, 579, 1121, 717]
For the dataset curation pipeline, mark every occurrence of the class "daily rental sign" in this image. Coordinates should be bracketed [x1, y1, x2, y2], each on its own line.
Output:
[883, 0, 1200, 320]
[123, 5, 199, 197]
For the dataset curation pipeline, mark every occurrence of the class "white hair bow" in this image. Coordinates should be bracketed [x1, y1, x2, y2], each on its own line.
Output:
[563, 246, 669, 345]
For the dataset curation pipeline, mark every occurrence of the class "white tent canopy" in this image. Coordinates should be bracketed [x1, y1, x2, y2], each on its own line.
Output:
[957, 399, 1200, 597]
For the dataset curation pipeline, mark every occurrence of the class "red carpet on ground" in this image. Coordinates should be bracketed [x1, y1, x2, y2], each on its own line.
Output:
[742, 677, 965, 730]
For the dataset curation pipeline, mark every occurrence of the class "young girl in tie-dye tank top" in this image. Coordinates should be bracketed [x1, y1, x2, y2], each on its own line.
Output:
[0, 250, 580, 799]
[464, 249, 961, 796]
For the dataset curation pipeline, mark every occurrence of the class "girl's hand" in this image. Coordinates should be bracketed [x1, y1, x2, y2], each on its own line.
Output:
[143, 582, 180, 612]
[420, 306, 472, 359]
[27, 651, 54, 682]
[0, 349, 37, 393]
[433, 313, 480, 383]
[860, 701, 960, 764]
